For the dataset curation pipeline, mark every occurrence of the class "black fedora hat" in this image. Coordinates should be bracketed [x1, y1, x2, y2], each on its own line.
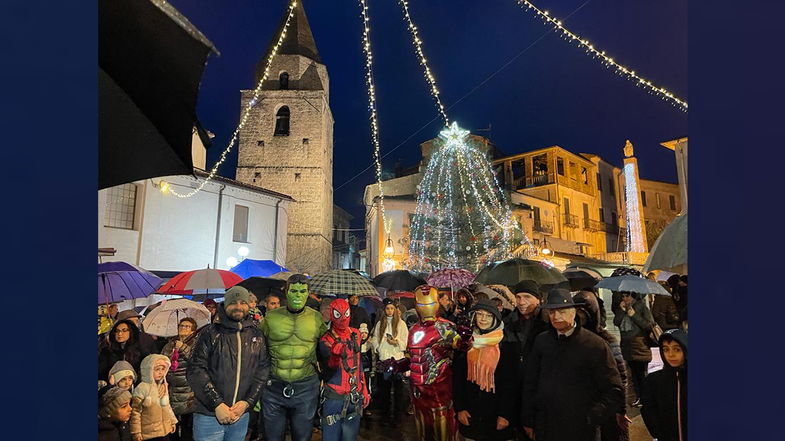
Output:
[540, 288, 584, 310]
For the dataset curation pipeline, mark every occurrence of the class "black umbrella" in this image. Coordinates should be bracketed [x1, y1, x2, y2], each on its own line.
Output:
[475, 258, 567, 288]
[99, 0, 218, 189]
[563, 267, 603, 291]
[372, 270, 426, 292]
[235, 277, 287, 298]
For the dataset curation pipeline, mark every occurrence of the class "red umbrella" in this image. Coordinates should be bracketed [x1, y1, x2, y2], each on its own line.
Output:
[157, 268, 242, 294]
[387, 291, 415, 299]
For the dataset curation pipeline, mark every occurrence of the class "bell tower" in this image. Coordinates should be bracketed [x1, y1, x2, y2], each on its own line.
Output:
[237, 1, 333, 274]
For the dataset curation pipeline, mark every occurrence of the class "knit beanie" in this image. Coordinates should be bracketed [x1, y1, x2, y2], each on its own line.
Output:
[224, 285, 251, 306]
[512, 280, 542, 300]
[359, 323, 369, 334]
[108, 360, 137, 386]
[98, 385, 132, 419]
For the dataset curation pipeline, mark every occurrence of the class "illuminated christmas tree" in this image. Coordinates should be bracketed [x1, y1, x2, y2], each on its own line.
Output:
[408, 122, 528, 272]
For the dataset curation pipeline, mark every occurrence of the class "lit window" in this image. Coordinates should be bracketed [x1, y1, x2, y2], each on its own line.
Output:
[104, 183, 137, 230]
[656, 193, 661, 209]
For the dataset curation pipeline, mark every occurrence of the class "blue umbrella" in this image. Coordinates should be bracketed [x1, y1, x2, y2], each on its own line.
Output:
[229, 259, 288, 279]
[98, 262, 163, 304]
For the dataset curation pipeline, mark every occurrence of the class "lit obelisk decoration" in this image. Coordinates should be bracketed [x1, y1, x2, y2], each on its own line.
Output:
[622, 140, 648, 253]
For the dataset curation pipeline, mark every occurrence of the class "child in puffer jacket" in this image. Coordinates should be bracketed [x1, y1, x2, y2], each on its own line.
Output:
[130, 354, 178, 441]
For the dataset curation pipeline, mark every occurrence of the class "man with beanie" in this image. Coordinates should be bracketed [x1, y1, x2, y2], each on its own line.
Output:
[187, 286, 269, 441]
[522, 289, 624, 441]
[99, 384, 134, 441]
[500, 280, 550, 440]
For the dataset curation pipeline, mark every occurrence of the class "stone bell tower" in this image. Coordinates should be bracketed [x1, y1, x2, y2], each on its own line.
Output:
[237, 1, 333, 274]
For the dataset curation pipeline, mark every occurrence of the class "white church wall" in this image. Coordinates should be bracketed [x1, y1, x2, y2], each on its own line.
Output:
[99, 176, 290, 272]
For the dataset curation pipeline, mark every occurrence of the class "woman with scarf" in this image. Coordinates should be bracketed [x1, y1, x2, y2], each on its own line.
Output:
[372, 298, 409, 420]
[452, 299, 515, 441]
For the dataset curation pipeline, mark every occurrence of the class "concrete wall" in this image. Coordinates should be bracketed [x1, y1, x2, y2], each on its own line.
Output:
[99, 176, 290, 272]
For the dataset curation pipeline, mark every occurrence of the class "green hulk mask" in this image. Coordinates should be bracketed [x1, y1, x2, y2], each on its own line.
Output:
[287, 282, 309, 311]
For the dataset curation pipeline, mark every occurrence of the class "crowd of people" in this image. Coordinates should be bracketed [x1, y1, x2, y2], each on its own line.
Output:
[98, 270, 688, 441]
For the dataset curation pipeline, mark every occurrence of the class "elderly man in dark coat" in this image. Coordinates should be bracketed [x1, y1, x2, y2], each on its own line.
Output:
[522, 289, 624, 441]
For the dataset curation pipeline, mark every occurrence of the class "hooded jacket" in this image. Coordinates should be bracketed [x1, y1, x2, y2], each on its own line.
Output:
[187, 302, 270, 416]
[522, 318, 624, 441]
[161, 330, 199, 415]
[99, 319, 151, 382]
[641, 330, 688, 441]
[98, 418, 132, 441]
[130, 354, 178, 440]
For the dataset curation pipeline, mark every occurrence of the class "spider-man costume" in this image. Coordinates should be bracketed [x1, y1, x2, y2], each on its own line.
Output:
[318, 299, 369, 441]
[383, 285, 471, 441]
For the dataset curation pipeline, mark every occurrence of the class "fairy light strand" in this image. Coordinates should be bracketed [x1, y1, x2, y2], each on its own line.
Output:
[167, 1, 299, 198]
[514, 0, 687, 112]
[398, 0, 450, 125]
[623, 163, 646, 252]
[358, 0, 391, 235]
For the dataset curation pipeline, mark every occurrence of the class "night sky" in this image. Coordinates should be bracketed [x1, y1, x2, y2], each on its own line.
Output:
[169, 0, 687, 230]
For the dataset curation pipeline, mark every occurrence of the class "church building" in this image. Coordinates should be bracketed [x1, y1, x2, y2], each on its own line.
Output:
[236, 2, 334, 274]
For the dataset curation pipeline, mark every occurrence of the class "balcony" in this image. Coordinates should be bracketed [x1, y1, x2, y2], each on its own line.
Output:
[514, 172, 555, 190]
[586, 219, 604, 232]
[563, 214, 579, 228]
[533, 220, 554, 234]
[603, 223, 619, 234]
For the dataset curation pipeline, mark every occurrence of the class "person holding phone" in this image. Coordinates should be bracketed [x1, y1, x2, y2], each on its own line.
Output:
[372, 298, 409, 421]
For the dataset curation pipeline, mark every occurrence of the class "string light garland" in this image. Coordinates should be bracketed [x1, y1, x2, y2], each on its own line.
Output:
[358, 0, 391, 236]
[165, 1, 299, 198]
[397, 0, 450, 125]
[408, 123, 529, 271]
[513, 0, 687, 112]
[623, 163, 646, 253]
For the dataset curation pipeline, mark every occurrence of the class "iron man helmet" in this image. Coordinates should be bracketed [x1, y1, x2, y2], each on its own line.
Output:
[414, 284, 439, 322]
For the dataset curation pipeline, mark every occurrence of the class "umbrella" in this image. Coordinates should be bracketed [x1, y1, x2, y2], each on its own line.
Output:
[644, 212, 688, 274]
[309, 270, 379, 297]
[485, 285, 516, 310]
[426, 268, 476, 289]
[387, 291, 415, 299]
[99, 0, 218, 189]
[595, 275, 671, 296]
[234, 277, 286, 298]
[157, 268, 243, 295]
[230, 259, 288, 279]
[372, 270, 426, 292]
[98, 262, 163, 304]
[475, 258, 567, 287]
[141, 298, 211, 337]
[269, 271, 297, 281]
[563, 267, 603, 291]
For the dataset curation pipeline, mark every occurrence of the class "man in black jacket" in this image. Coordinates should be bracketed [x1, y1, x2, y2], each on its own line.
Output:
[187, 286, 270, 441]
[522, 289, 624, 441]
[500, 280, 550, 440]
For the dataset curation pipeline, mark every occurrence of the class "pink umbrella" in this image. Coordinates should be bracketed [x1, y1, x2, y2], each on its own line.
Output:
[426, 268, 476, 290]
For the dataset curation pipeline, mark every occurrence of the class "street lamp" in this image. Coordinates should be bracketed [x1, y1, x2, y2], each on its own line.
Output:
[238, 246, 250, 258]
[383, 237, 395, 257]
[226, 256, 239, 268]
[539, 236, 553, 257]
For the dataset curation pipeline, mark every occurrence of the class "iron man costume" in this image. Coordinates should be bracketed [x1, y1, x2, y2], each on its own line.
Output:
[406, 285, 470, 441]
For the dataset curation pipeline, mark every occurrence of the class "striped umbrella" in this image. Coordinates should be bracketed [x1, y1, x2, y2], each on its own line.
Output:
[426, 268, 476, 289]
[309, 270, 379, 297]
[157, 268, 242, 295]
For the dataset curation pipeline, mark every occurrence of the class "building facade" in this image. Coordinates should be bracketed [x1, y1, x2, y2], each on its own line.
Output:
[365, 138, 674, 275]
[639, 179, 681, 250]
[236, 2, 333, 274]
[98, 172, 292, 272]
[333, 205, 361, 270]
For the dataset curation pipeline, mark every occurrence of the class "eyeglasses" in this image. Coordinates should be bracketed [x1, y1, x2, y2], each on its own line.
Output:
[114, 328, 130, 334]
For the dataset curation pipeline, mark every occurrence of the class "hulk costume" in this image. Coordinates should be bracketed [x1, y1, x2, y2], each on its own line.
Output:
[260, 275, 327, 441]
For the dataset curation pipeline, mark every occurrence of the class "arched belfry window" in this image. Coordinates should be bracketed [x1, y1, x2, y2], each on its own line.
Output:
[279, 72, 289, 90]
[274, 106, 290, 136]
